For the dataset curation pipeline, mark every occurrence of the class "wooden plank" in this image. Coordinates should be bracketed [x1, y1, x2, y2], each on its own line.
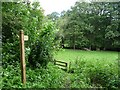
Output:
[60, 67, 67, 71]
[55, 63, 66, 67]
[55, 60, 67, 64]
[53, 60, 56, 65]
[57, 66, 67, 71]
[20, 30, 26, 84]
[69, 62, 71, 71]
[55, 62, 66, 65]
[54, 60, 69, 71]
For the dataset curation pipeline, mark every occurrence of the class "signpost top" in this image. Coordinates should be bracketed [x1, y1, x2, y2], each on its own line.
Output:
[24, 35, 28, 41]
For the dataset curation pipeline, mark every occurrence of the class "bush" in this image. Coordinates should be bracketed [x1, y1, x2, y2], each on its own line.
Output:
[28, 22, 58, 68]
[2, 2, 44, 66]
[69, 58, 119, 88]
[2, 2, 61, 68]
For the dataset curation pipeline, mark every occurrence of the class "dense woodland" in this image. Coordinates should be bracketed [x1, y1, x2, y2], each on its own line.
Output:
[1, 1, 120, 89]
[47, 2, 120, 51]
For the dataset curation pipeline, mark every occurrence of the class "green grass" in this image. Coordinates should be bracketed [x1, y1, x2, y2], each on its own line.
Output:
[54, 49, 118, 63]
[54, 49, 119, 88]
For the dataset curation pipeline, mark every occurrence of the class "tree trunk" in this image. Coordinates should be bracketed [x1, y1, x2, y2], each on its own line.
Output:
[73, 44, 75, 50]
[61, 37, 64, 48]
[103, 47, 106, 50]
[73, 34, 76, 50]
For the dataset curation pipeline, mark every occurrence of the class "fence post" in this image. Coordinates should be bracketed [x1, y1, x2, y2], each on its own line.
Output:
[20, 30, 26, 84]
[65, 63, 67, 71]
[69, 62, 71, 72]
[54, 59, 56, 65]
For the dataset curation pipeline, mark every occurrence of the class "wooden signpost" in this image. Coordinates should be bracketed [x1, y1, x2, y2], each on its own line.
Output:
[20, 30, 28, 84]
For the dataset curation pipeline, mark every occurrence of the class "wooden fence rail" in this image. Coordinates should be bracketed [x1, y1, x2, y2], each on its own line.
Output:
[53, 59, 71, 72]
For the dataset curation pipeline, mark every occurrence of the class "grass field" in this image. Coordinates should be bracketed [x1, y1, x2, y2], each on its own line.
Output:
[54, 49, 119, 88]
[54, 49, 118, 63]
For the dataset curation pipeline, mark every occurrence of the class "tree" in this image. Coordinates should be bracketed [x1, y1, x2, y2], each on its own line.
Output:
[47, 12, 60, 22]
[2, 1, 58, 68]
[56, 1, 120, 51]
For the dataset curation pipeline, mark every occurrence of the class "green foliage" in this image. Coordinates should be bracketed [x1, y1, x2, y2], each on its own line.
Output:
[2, 1, 119, 89]
[2, 2, 44, 66]
[2, 1, 61, 88]
[47, 12, 60, 22]
[68, 58, 119, 89]
[55, 49, 119, 88]
[2, 63, 65, 88]
[2, 63, 22, 88]
[56, 2, 120, 50]
[28, 21, 57, 68]
[2, 2, 62, 88]
[2, 41, 20, 68]
[2, 49, 119, 88]
[2, 1, 60, 68]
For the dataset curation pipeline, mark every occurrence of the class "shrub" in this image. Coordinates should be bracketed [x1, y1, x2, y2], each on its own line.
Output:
[69, 58, 119, 88]
[2, 2, 44, 66]
[28, 21, 58, 68]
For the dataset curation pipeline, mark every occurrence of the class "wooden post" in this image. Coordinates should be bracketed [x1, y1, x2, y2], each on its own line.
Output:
[69, 62, 71, 72]
[20, 30, 26, 84]
[54, 59, 56, 65]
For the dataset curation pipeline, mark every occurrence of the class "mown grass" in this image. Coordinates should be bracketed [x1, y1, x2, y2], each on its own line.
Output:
[54, 49, 118, 64]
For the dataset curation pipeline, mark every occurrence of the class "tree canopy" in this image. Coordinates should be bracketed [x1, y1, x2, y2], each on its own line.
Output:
[53, 1, 120, 51]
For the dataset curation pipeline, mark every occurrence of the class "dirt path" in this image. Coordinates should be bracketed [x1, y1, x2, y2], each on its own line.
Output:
[64, 73, 71, 88]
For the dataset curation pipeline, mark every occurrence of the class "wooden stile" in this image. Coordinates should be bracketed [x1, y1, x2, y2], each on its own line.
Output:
[54, 59, 68, 71]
